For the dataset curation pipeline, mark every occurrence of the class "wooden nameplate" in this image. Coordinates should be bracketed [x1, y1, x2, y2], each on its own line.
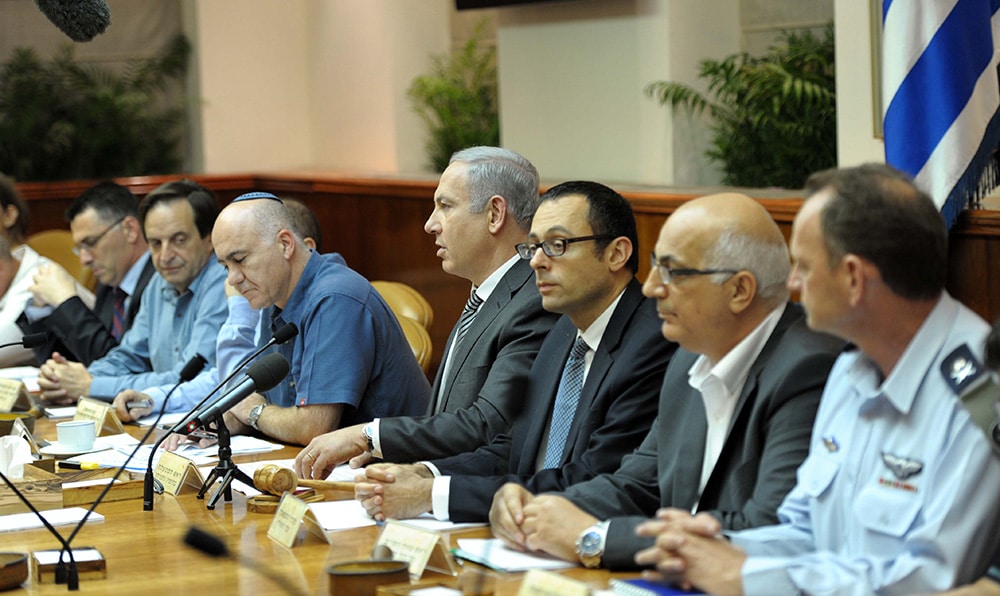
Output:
[0, 463, 62, 515]
[74, 397, 125, 436]
[59, 468, 144, 507]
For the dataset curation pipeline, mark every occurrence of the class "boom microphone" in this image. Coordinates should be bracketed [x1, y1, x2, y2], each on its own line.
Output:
[183, 526, 307, 596]
[184, 353, 289, 433]
[34, 0, 111, 42]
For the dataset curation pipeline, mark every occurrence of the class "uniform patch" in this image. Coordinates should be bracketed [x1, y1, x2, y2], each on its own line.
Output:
[941, 344, 984, 396]
[881, 451, 923, 480]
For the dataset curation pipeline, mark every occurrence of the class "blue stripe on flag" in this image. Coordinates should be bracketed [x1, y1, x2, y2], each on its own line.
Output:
[883, 0, 993, 176]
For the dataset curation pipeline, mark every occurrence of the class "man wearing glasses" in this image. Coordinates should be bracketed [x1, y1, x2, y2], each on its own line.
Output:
[487, 192, 843, 568]
[37, 179, 228, 406]
[19, 181, 155, 365]
[353, 180, 674, 525]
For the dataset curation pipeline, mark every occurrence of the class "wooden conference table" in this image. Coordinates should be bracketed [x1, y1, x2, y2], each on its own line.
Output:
[6, 417, 623, 594]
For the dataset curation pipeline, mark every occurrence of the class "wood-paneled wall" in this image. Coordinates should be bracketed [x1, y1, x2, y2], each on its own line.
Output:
[16, 173, 1000, 376]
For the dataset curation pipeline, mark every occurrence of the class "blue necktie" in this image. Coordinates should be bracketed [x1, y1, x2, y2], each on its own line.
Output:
[542, 337, 589, 469]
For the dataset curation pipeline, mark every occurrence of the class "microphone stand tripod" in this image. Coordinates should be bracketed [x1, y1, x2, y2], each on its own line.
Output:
[196, 416, 254, 510]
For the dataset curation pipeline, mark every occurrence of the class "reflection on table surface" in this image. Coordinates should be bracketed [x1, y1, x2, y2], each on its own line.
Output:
[4, 416, 624, 594]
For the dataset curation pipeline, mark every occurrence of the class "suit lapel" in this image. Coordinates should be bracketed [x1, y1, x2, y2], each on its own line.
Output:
[518, 318, 574, 469]
[439, 259, 534, 410]
[700, 303, 800, 499]
[555, 280, 643, 465]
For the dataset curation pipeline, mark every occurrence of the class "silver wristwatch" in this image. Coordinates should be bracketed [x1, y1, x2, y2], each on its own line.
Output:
[362, 423, 375, 453]
[247, 403, 267, 431]
[575, 520, 609, 568]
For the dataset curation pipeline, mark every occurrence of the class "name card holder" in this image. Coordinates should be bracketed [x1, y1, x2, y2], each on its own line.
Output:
[0, 379, 33, 414]
[8, 417, 39, 455]
[74, 397, 125, 436]
[517, 569, 591, 596]
[154, 451, 204, 496]
[374, 520, 458, 578]
[266, 493, 331, 548]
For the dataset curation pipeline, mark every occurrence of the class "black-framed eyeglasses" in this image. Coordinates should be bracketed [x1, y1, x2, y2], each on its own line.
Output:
[649, 253, 740, 284]
[515, 235, 614, 259]
[72, 217, 126, 256]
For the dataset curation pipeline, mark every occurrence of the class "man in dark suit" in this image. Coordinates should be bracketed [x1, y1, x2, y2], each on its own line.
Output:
[19, 181, 154, 365]
[354, 181, 674, 523]
[488, 193, 842, 568]
[296, 147, 559, 479]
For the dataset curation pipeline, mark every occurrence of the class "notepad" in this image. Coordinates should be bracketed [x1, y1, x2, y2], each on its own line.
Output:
[0, 507, 104, 533]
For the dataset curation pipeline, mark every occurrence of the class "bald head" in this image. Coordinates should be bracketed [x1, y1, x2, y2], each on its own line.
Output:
[666, 193, 790, 306]
[213, 198, 308, 309]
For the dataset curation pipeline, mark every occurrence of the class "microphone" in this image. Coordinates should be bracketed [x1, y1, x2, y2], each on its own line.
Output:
[167, 322, 298, 436]
[142, 323, 298, 511]
[183, 526, 308, 596]
[0, 332, 48, 350]
[58, 353, 205, 565]
[0, 469, 79, 590]
[34, 0, 111, 42]
[139, 354, 208, 510]
[184, 353, 289, 434]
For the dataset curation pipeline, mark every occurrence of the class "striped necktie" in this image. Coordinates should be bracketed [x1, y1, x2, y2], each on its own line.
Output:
[542, 337, 590, 469]
[453, 288, 484, 351]
[111, 287, 127, 341]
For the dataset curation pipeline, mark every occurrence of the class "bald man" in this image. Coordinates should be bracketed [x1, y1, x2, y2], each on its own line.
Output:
[489, 193, 843, 568]
[206, 194, 430, 445]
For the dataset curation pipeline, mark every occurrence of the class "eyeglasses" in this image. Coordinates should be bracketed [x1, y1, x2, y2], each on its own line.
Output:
[515, 235, 614, 260]
[72, 217, 126, 256]
[649, 253, 740, 284]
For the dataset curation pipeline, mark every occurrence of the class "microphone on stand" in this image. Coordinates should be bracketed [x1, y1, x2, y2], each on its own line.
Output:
[59, 354, 206, 576]
[0, 332, 49, 350]
[184, 353, 289, 434]
[183, 526, 308, 596]
[143, 323, 298, 511]
[165, 322, 298, 437]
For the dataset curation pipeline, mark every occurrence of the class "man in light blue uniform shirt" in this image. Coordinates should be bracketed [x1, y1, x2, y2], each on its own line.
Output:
[632, 164, 1000, 595]
[37, 180, 228, 404]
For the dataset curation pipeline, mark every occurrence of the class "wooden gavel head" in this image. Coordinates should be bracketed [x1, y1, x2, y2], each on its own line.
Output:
[253, 464, 298, 496]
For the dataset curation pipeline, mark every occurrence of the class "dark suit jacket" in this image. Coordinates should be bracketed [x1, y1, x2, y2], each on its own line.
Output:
[560, 302, 844, 569]
[379, 259, 560, 461]
[431, 279, 676, 522]
[19, 257, 156, 366]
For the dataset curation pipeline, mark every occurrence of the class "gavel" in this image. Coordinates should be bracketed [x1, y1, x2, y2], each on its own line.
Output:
[252, 464, 355, 497]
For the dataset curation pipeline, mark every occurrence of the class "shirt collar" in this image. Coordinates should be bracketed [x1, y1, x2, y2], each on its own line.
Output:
[575, 287, 626, 353]
[853, 292, 953, 414]
[471, 254, 520, 305]
[689, 303, 787, 395]
[118, 251, 150, 298]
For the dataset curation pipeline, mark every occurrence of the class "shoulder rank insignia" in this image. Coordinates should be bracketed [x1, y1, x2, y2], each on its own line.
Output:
[941, 344, 985, 397]
[881, 451, 923, 480]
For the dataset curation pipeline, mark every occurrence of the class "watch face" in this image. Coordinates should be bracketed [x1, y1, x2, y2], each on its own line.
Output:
[580, 531, 601, 554]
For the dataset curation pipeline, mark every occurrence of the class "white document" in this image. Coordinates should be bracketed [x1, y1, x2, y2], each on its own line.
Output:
[0, 507, 104, 533]
[0, 366, 40, 393]
[454, 538, 575, 572]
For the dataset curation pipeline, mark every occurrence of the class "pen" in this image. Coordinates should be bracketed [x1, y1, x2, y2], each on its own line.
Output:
[60, 461, 100, 470]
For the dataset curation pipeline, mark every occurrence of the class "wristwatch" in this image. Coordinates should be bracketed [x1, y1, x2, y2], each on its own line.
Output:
[575, 520, 609, 568]
[247, 403, 267, 431]
[362, 423, 375, 453]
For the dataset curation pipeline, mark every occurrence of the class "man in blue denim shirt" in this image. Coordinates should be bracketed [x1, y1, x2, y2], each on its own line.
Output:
[204, 193, 430, 446]
[37, 180, 227, 406]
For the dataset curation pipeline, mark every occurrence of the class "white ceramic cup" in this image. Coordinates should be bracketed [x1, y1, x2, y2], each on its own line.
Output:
[56, 420, 96, 452]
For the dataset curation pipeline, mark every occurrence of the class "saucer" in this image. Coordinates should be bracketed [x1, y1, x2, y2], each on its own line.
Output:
[38, 443, 111, 458]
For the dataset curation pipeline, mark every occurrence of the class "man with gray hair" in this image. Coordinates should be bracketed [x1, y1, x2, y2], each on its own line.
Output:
[297, 146, 559, 478]
[488, 193, 843, 568]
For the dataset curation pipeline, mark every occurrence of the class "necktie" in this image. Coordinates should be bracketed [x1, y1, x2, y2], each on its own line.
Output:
[453, 288, 484, 351]
[111, 287, 127, 341]
[542, 337, 590, 469]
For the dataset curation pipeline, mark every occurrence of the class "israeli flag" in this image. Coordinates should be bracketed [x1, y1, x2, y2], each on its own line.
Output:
[882, 0, 1000, 227]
